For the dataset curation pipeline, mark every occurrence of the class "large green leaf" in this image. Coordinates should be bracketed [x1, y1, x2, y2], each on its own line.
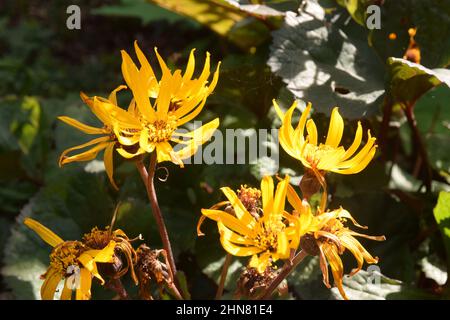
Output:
[387, 57, 450, 108]
[434, 191, 450, 281]
[224, 0, 285, 16]
[331, 270, 435, 300]
[336, 0, 373, 26]
[92, 0, 193, 25]
[268, 1, 385, 118]
[147, 0, 272, 49]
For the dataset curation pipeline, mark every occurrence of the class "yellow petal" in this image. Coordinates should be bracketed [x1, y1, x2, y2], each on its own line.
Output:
[78, 253, 104, 284]
[306, 119, 318, 146]
[114, 126, 140, 146]
[75, 268, 92, 300]
[120, 50, 137, 90]
[293, 102, 311, 145]
[134, 41, 157, 94]
[276, 231, 290, 259]
[182, 48, 196, 82]
[155, 71, 173, 120]
[220, 234, 261, 257]
[220, 187, 256, 228]
[249, 252, 272, 273]
[272, 99, 285, 120]
[58, 116, 106, 135]
[24, 218, 64, 247]
[201, 209, 255, 237]
[271, 175, 289, 220]
[176, 96, 207, 126]
[341, 121, 362, 161]
[121, 51, 156, 122]
[197, 52, 211, 85]
[325, 107, 344, 148]
[156, 141, 174, 163]
[261, 176, 274, 214]
[41, 268, 62, 300]
[323, 243, 348, 300]
[60, 279, 73, 300]
[207, 61, 221, 94]
[94, 97, 141, 127]
[172, 118, 219, 160]
[59, 139, 110, 166]
[336, 144, 377, 174]
[84, 240, 116, 263]
[103, 142, 119, 190]
[336, 133, 377, 174]
[80, 92, 111, 125]
[154, 47, 171, 75]
[108, 85, 127, 106]
[139, 129, 156, 153]
[218, 222, 256, 246]
[116, 146, 146, 159]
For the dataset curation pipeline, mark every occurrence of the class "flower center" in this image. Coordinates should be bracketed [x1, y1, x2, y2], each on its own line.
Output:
[304, 143, 337, 166]
[237, 185, 262, 219]
[83, 227, 110, 249]
[145, 116, 177, 143]
[256, 221, 285, 252]
[49, 241, 85, 276]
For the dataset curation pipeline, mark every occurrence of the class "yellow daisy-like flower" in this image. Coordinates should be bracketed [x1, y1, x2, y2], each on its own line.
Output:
[274, 100, 377, 174]
[199, 176, 304, 273]
[58, 87, 140, 189]
[114, 42, 221, 166]
[293, 201, 385, 300]
[24, 218, 116, 300]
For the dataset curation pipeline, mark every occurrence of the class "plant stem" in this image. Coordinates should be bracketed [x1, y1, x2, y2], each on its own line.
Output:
[258, 250, 308, 300]
[107, 279, 129, 300]
[403, 105, 432, 191]
[215, 254, 232, 300]
[135, 154, 178, 284]
[168, 282, 183, 300]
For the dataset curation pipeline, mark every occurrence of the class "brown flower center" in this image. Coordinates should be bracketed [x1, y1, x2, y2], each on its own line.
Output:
[49, 241, 85, 276]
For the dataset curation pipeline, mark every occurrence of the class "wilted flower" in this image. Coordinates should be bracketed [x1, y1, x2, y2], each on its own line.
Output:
[274, 100, 377, 175]
[24, 218, 116, 300]
[135, 244, 176, 300]
[82, 226, 139, 285]
[293, 200, 385, 300]
[199, 176, 304, 273]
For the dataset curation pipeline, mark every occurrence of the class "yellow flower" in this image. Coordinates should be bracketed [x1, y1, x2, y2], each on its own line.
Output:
[274, 100, 377, 174]
[24, 218, 116, 300]
[295, 203, 385, 300]
[114, 42, 221, 166]
[58, 87, 140, 189]
[199, 176, 303, 273]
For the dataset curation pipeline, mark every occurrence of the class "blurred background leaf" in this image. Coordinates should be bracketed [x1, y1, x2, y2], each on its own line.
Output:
[267, 0, 385, 119]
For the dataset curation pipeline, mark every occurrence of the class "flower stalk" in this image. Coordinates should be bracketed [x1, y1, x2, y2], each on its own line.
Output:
[215, 254, 232, 300]
[135, 153, 179, 294]
[257, 250, 308, 300]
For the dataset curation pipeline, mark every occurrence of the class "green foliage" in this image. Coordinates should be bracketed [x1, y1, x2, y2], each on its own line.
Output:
[387, 57, 450, 108]
[434, 192, 450, 270]
[1, 0, 449, 301]
[369, 0, 450, 69]
[268, 1, 384, 118]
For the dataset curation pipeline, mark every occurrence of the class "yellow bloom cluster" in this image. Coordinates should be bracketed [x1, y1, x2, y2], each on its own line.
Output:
[24, 218, 117, 300]
[200, 99, 384, 300]
[58, 41, 220, 189]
